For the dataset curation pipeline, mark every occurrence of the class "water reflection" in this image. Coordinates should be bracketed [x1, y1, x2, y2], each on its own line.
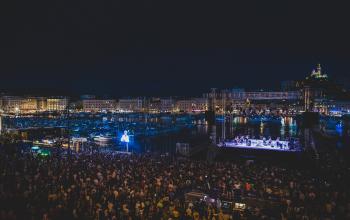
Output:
[214, 116, 299, 140]
[5, 113, 349, 154]
[336, 122, 343, 136]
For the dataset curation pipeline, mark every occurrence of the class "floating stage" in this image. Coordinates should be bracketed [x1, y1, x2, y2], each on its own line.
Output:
[215, 137, 303, 161]
[218, 139, 301, 152]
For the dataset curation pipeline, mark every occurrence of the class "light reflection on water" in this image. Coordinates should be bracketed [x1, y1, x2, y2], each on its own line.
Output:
[196, 116, 299, 139]
[5, 114, 348, 154]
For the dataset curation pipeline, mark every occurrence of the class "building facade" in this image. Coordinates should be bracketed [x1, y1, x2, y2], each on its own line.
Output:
[82, 99, 116, 112]
[176, 98, 208, 113]
[47, 98, 68, 111]
[1, 96, 38, 113]
[118, 98, 145, 112]
[1, 96, 23, 113]
[245, 91, 301, 101]
[160, 98, 175, 112]
[221, 89, 301, 101]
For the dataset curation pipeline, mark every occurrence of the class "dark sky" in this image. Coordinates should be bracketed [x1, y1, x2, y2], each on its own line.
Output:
[2, 1, 350, 97]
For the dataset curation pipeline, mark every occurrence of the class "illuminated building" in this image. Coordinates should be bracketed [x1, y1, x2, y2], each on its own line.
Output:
[20, 98, 38, 112]
[47, 98, 68, 111]
[209, 89, 302, 115]
[1, 96, 38, 113]
[147, 98, 161, 113]
[145, 98, 175, 113]
[334, 101, 350, 114]
[302, 64, 331, 112]
[176, 99, 192, 112]
[307, 64, 328, 80]
[245, 91, 300, 100]
[36, 97, 47, 111]
[160, 98, 175, 112]
[118, 98, 145, 112]
[314, 100, 350, 116]
[1, 96, 23, 113]
[313, 98, 329, 114]
[303, 86, 312, 112]
[176, 98, 208, 113]
[217, 89, 301, 101]
[82, 99, 117, 112]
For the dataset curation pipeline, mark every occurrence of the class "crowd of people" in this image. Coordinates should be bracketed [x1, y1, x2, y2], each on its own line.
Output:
[0, 142, 350, 220]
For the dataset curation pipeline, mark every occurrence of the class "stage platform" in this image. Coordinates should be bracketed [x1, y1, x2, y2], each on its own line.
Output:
[217, 139, 301, 152]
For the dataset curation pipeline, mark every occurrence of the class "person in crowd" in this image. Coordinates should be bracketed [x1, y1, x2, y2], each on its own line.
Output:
[1, 142, 350, 220]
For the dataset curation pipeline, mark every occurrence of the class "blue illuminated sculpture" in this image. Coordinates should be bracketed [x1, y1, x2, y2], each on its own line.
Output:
[120, 130, 130, 151]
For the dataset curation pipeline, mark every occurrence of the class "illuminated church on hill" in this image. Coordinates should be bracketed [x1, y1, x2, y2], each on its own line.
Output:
[307, 64, 328, 80]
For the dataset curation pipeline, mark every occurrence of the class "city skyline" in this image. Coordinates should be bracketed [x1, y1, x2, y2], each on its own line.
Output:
[2, 2, 350, 219]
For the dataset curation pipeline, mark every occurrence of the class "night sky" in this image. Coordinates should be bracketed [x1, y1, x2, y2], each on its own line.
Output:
[2, 1, 350, 97]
